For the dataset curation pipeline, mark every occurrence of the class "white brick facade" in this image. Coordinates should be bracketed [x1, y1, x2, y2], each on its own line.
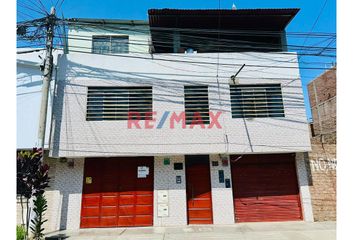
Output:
[153, 154, 235, 226]
[296, 153, 315, 222]
[153, 156, 187, 226]
[42, 153, 314, 231]
[209, 154, 235, 224]
[49, 52, 311, 158]
[42, 51, 313, 230]
[44, 158, 85, 232]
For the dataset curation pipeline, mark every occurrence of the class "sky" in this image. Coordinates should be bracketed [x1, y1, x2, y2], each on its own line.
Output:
[17, 0, 336, 120]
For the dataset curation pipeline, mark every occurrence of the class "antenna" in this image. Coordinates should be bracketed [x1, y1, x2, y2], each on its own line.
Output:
[231, 64, 246, 84]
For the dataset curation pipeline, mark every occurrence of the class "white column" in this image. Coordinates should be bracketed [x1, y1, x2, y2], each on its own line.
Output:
[295, 153, 314, 222]
[53, 158, 85, 230]
[153, 156, 187, 226]
[209, 154, 235, 224]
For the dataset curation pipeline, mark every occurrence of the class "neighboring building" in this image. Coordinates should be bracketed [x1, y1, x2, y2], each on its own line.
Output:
[66, 18, 151, 54]
[43, 8, 314, 232]
[307, 67, 336, 221]
[16, 49, 57, 150]
[16, 48, 61, 226]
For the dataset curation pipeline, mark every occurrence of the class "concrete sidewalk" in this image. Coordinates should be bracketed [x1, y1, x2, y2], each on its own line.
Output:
[45, 221, 336, 240]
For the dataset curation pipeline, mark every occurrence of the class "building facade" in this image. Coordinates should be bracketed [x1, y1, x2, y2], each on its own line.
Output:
[16, 49, 59, 150]
[42, 8, 314, 232]
[66, 18, 151, 54]
[307, 67, 336, 221]
[16, 48, 61, 226]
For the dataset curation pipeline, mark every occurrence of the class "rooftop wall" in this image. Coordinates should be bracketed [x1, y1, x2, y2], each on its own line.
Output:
[67, 24, 151, 54]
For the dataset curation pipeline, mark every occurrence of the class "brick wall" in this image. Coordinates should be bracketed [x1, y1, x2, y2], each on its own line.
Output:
[307, 67, 336, 136]
[306, 67, 336, 221]
[307, 136, 336, 221]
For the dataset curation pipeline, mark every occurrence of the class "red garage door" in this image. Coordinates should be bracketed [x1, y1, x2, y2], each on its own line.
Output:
[80, 157, 154, 228]
[231, 154, 302, 222]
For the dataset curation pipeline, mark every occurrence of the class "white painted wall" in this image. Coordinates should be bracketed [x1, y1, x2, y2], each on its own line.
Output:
[44, 158, 85, 232]
[50, 52, 311, 158]
[209, 154, 235, 224]
[153, 156, 187, 226]
[296, 152, 314, 222]
[16, 49, 60, 149]
[68, 23, 150, 54]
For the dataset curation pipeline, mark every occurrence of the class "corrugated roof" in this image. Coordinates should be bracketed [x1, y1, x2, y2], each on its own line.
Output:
[148, 8, 299, 16]
[148, 8, 299, 31]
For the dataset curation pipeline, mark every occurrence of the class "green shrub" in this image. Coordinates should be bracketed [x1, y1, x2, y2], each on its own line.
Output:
[16, 225, 26, 240]
[31, 194, 48, 240]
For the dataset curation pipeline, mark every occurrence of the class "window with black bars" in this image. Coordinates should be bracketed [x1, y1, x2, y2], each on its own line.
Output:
[230, 84, 285, 118]
[86, 86, 153, 121]
[92, 35, 129, 54]
[184, 85, 210, 125]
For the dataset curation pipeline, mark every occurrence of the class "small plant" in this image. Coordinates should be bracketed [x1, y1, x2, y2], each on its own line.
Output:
[30, 194, 48, 240]
[16, 225, 26, 240]
[17, 148, 50, 239]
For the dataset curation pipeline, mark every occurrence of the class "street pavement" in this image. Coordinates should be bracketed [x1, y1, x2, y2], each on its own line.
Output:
[45, 221, 336, 240]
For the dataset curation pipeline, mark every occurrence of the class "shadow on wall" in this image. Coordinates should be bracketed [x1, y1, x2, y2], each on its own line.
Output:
[49, 158, 84, 231]
[50, 54, 308, 157]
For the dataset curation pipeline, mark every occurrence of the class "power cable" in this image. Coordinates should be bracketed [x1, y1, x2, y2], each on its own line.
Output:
[36, 0, 49, 14]
[61, 32, 336, 52]
[17, 48, 47, 54]
[57, 47, 334, 71]
[17, 1, 47, 15]
[300, 0, 329, 58]
[53, 33, 336, 57]
[63, 19, 336, 37]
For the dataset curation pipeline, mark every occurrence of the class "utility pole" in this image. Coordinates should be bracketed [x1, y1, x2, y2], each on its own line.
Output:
[38, 7, 56, 150]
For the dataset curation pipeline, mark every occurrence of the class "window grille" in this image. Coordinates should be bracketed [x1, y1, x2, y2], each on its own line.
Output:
[86, 86, 153, 121]
[92, 35, 129, 54]
[184, 85, 210, 125]
[230, 84, 285, 118]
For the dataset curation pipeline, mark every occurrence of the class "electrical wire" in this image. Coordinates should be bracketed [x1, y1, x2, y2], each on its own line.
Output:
[17, 1, 47, 15]
[60, 32, 336, 52]
[63, 19, 336, 37]
[36, 0, 49, 14]
[56, 47, 333, 71]
[300, 0, 330, 58]
[17, 48, 47, 54]
[53, 33, 336, 57]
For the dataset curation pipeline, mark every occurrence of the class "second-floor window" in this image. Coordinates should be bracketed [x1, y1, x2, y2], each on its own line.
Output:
[92, 35, 129, 54]
[86, 86, 153, 121]
[230, 84, 285, 118]
[184, 85, 210, 125]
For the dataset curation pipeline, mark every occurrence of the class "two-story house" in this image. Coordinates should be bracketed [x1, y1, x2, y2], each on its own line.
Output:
[43, 8, 313, 232]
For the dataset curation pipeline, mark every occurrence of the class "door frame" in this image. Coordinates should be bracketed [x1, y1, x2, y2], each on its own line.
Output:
[230, 153, 303, 223]
[80, 157, 154, 228]
[185, 155, 213, 224]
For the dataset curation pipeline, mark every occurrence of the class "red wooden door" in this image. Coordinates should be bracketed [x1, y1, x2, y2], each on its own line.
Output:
[186, 155, 213, 224]
[80, 157, 154, 228]
[231, 154, 302, 223]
